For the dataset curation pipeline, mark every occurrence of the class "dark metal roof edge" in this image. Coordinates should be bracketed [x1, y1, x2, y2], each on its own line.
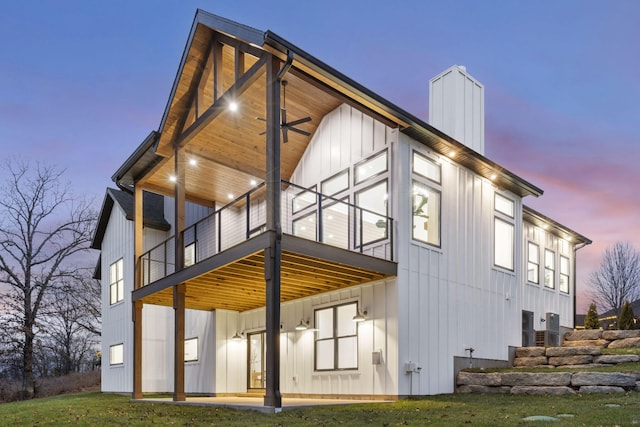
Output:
[523, 205, 592, 245]
[111, 131, 159, 185]
[90, 188, 117, 249]
[263, 31, 543, 198]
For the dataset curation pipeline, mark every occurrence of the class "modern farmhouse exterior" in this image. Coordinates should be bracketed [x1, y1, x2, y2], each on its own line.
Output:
[91, 10, 591, 409]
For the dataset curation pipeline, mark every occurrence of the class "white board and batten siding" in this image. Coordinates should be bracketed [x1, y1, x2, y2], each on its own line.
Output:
[101, 197, 216, 393]
[394, 133, 523, 395]
[230, 280, 398, 396]
[521, 221, 574, 329]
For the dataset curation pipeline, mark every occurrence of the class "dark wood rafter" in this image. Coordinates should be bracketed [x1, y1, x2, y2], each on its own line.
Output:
[177, 55, 267, 150]
[173, 283, 186, 402]
[132, 300, 143, 399]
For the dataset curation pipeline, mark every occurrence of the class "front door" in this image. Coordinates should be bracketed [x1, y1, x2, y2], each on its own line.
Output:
[247, 331, 266, 390]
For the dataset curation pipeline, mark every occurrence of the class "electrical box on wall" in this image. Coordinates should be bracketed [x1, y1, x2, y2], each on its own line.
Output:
[372, 350, 382, 365]
[405, 362, 417, 373]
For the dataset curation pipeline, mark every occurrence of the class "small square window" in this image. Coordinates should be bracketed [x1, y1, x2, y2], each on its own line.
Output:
[184, 337, 198, 362]
[110, 343, 124, 365]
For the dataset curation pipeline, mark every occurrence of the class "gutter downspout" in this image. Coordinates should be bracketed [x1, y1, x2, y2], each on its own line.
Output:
[573, 241, 589, 328]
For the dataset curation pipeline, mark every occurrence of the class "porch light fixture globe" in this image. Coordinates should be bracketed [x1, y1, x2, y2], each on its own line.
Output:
[295, 320, 308, 331]
[353, 309, 367, 322]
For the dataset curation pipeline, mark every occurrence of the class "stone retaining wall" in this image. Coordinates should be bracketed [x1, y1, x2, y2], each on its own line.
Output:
[563, 329, 640, 349]
[457, 371, 640, 395]
[513, 345, 640, 368]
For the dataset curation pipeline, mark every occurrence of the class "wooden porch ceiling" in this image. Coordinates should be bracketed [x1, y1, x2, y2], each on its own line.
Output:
[141, 23, 347, 205]
[138, 249, 391, 312]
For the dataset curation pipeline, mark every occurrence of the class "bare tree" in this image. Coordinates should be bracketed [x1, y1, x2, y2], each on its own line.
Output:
[0, 161, 95, 399]
[589, 242, 640, 318]
[40, 273, 100, 375]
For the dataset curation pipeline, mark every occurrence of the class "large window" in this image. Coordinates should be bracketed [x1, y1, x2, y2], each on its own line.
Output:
[184, 337, 198, 362]
[412, 181, 441, 246]
[527, 242, 539, 283]
[109, 259, 124, 305]
[544, 249, 555, 289]
[412, 151, 441, 247]
[494, 194, 515, 270]
[355, 181, 388, 246]
[109, 343, 124, 365]
[314, 302, 358, 371]
[293, 212, 317, 241]
[559, 255, 570, 293]
[322, 198, 349, 249]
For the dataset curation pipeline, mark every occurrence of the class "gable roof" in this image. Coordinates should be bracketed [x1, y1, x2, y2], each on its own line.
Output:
[113, 9, 544, 201]
[90, 188, 171, 250]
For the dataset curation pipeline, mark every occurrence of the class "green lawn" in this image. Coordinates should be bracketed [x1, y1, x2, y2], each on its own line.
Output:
[1, 391, 640, 426]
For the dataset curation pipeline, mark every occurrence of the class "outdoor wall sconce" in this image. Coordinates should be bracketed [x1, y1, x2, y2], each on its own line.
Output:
[353, 309, 368, 322]
[231, 331, 244, 341]
[295, 319, 310, 331]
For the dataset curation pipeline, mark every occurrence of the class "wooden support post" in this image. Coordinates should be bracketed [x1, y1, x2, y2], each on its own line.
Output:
[174, 148, 185, 272]
[132, 300, 143, 399]
[134, 186, 143, 289]
[263, 56, 282, 410]
[173, 283, 186, 402]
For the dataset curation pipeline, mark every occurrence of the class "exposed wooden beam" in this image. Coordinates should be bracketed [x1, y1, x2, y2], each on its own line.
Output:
[177, 56, 267, 150]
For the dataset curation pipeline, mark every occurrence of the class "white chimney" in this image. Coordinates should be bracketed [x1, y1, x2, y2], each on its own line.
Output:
[429, 65, 484, 155]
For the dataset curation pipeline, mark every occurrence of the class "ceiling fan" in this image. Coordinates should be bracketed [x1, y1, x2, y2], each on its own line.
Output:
[257, 80, 311, 143]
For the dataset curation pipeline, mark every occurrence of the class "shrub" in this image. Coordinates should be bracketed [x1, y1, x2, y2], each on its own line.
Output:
[619, 300, 636, 330]
[584, 302, 600, 329]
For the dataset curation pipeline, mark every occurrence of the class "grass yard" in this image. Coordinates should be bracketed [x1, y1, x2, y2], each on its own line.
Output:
[1, 391, 639, 426]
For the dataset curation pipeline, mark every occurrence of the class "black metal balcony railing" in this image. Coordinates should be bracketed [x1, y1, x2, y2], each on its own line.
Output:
[140, 181, 394, 286]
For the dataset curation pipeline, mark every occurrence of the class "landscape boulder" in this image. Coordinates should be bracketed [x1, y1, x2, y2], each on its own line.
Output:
[501, 372, 571, 386]
[607, 337, 640, 349]
[602, 330, 640, 340]
[562, 339, 609, 348]
[513, 356, 547, 367]
[579, 386, 625, 394]
[593, 354, 640, 364]
[571, 372, 637, 387]
[545, 346, 600, 357]
[457, 372, 502, 386]
[515, 347, 546, 358]
[548, 355, 593, 366]
[563, 330, 602, 341]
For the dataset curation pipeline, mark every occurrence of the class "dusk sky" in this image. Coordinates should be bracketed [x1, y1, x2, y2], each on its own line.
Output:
[1, 1, 638, 312]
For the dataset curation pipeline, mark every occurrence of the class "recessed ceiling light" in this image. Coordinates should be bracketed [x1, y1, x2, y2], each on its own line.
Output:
[189, 158, 197, 166]
[227, 193, 234, 199]
[490, 173, 497, 180]
[229, 101, 238, 112]
[250, 179, 257, 186]
[169, 175, 177, 183]
[448, 151, 456, 158]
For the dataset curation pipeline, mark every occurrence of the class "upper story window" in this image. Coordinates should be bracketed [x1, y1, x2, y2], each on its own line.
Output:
[109, 343, 124, 366]
[495, 193, 514, 218]
[527, 242, 539, 284]
[544, 249, 555, 289]
[559, 255, 570, 293]
[494, 193, 515, 271]
[355, 151, 387, 184]
[109, 259, 124, 305]
[292, 186, 317, 214]
[322, 170, 349, 196]
[355, 181, 388, 246]
[412, 151, 441, 247]
[314, 302, 358, 371]
[184, 242, 196, 267]
[184, 337, 198, 362]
